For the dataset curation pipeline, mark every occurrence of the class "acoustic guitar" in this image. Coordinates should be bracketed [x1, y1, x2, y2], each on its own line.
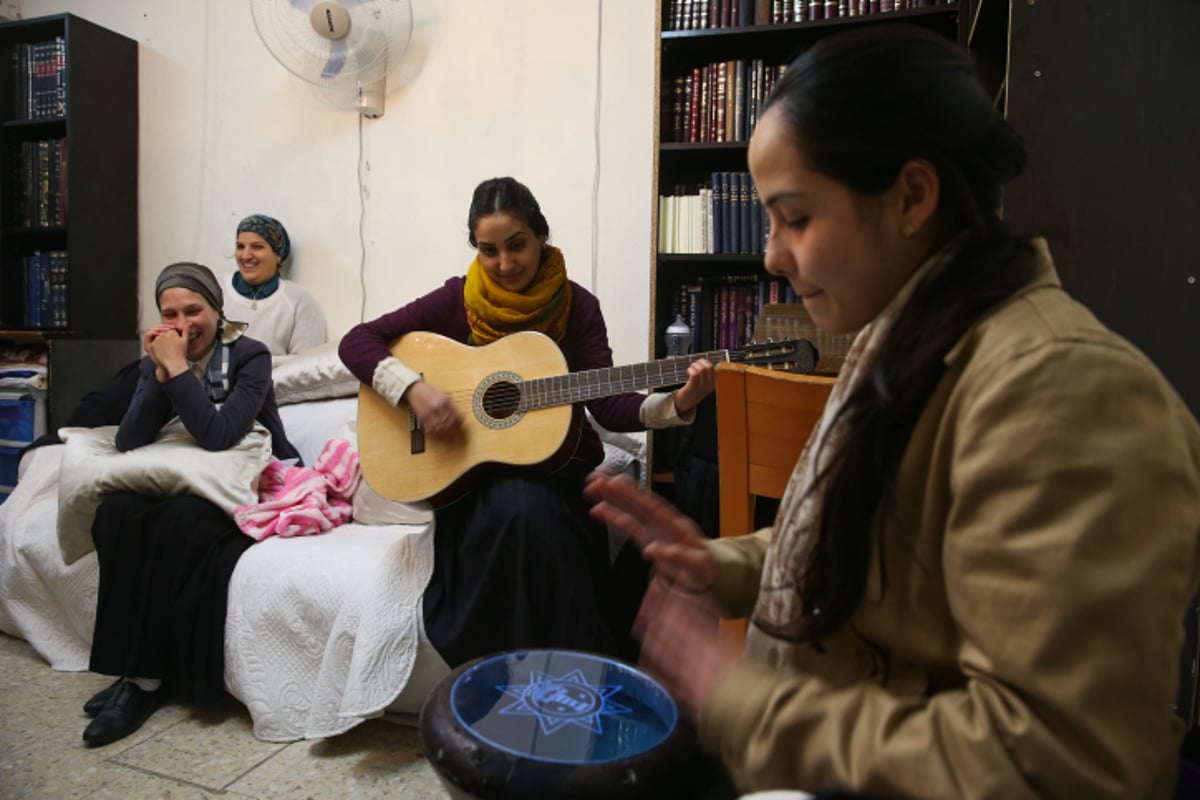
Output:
[357, 330, 816, 507]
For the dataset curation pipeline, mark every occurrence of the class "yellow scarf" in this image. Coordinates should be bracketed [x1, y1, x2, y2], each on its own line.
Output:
[464, 245, 572, 345]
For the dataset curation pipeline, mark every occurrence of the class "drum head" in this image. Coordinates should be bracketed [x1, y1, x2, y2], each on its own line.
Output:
[420, 649, 709, 799]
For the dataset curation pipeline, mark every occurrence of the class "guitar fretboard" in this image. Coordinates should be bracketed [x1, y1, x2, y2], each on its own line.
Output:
[515, 347, 774, 410]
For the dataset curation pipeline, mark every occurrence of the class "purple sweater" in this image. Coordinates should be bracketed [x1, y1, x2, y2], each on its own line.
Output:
[339, 277, 647, 467]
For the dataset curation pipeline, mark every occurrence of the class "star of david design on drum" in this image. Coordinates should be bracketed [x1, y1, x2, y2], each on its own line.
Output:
[496, 667, 632, 735]
[442, 650, 679, 766]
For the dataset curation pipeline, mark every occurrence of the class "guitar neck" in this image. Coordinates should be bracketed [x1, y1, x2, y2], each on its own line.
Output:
[518, 349, 735, 410]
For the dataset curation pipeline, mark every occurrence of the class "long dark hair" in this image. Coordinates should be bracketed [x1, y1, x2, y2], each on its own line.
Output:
[467, 176, 550, 247]
[754, 25, 1038, 644]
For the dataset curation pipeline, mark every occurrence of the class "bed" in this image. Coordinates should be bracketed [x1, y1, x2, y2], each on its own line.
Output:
[0, 344, 645, 742]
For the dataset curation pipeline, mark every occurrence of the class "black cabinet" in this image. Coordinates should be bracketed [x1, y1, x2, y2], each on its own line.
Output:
[0, 13, 139, 430]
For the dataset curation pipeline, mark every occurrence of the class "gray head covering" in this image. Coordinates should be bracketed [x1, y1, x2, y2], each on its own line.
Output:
[155, 262, 224, 314]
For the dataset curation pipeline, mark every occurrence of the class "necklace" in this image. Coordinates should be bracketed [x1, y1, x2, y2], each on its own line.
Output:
[250, 287, 264, 310]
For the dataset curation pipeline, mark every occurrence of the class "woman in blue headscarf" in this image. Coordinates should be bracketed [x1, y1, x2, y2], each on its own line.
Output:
[224, 213, 327, 359]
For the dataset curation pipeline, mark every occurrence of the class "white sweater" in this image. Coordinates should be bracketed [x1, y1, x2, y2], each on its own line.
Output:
[222, 272, 327, 359]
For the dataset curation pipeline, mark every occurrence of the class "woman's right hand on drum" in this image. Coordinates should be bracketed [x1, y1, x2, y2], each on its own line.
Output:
[404, 380, 462, 436]
[584, 471, 716, 593]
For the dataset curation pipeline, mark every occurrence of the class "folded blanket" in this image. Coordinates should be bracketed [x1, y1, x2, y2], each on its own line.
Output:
[235, 439, 361, 540]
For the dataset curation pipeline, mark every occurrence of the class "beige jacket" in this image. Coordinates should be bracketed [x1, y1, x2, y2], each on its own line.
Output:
[702, 242, 1200, 799]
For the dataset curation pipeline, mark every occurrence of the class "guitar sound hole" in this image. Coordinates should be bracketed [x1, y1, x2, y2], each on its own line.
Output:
[480, 381, 520, 420]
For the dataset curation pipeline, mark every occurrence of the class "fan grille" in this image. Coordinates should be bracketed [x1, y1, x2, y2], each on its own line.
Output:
[251, 0, 413, 90]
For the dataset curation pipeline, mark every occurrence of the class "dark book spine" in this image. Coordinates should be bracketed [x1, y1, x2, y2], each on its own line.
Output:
[750, 179, 764, 254]
[57, 138, 68, 225]
[50, 250, 68, 328]
[721, 172, 734, 255]
[670, 75, 686, 143]
[734, 172, 744, 253]
[687, 67, 701, 143]
[36, 139, 51, 227]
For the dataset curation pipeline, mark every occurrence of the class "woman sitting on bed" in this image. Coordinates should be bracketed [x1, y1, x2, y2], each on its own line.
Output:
[81, 262, 300, 747]
[224, 213, 327, 361]
[19, 216, 327, 455]
[338, 176, 716, 667]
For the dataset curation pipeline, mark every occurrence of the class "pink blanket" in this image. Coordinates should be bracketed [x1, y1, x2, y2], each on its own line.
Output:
[235, 438, 360, 540]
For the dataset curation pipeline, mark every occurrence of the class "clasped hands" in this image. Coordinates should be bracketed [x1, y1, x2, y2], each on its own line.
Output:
[143, 324, 191, 384]
[584, 470, 740, 723]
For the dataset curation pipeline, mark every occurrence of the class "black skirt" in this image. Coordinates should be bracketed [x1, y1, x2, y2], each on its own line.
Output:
[422, 462, 642, 668]
[89, 491, 254, 706]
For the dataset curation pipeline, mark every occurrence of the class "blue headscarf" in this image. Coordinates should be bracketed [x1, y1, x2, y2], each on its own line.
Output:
[236, 214, 290, 262]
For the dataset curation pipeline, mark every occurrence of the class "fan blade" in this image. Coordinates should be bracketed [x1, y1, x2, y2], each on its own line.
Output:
[322, 39, 347, 79]
[289, 0, 318, 11]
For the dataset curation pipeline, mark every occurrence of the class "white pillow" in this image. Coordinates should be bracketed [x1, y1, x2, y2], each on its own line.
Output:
[272, 342, 360, 406]
[353, 478, 434, 526]
[56, 421, 273, 565]
[330, 416, 433, 526]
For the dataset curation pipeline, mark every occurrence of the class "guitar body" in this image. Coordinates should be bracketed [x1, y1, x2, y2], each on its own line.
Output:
[357, 331, 580, 507]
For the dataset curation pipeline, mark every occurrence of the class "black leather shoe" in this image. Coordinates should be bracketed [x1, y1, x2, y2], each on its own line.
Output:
[83, 678, 122, 717]
[82, 681, 164, 747]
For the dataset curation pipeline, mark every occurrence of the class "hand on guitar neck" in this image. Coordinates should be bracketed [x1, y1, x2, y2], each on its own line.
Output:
[672, 357, 716, 416]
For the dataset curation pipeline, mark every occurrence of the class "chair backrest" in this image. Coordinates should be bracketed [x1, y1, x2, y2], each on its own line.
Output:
[714, 362, 835, 646]
[716, 362, 835, 540]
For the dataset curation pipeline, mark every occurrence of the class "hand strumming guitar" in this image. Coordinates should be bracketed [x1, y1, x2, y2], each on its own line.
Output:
[404, 379, 462, 437]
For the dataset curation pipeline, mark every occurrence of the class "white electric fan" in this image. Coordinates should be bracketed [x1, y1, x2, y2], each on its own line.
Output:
[249, 0, 414, 118]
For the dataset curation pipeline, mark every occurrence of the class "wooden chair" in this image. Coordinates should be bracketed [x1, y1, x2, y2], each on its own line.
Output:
[715, 362, 835, 644]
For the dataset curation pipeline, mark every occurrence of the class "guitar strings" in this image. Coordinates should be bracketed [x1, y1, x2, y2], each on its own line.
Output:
[402, 344, 797, 415]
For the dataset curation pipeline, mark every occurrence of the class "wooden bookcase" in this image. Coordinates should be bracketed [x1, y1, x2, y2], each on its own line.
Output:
[648, 1, 968, 509]
[0, 13, 139, 432]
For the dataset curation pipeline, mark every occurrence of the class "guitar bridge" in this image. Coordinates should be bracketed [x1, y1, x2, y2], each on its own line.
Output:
[409, 410, 426, 454]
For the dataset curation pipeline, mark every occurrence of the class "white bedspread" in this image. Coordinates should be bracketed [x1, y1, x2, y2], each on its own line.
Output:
[225, 520, 435, 741]
[0, 393, 645, 743]
[0, 444, 97, 670]
[0, 397, 443, 742]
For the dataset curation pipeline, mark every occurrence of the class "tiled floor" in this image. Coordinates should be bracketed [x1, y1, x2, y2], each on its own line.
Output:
[0, 632, 451, 799]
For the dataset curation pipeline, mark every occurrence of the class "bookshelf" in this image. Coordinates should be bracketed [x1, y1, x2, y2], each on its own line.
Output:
[649, 1, 968, 503]
[0, 13, 139, 432]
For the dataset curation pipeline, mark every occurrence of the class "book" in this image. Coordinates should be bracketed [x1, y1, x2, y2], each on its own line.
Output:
[48, 250, 69, 328]
[737, 172, 751, 254]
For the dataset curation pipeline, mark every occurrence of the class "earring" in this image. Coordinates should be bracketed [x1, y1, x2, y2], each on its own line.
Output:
[901, 222, 917, 238]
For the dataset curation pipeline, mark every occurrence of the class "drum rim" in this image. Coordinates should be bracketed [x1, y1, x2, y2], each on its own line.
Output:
[447, 648, 679, 765]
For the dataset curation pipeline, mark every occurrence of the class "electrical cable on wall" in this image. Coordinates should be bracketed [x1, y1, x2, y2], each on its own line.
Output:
[590, 0, 604, 294]
[176, 0, 216, 335]
[358, 111, 369, 322]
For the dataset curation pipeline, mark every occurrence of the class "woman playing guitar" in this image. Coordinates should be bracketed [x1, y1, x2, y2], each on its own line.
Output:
[338, 176, 715, 668]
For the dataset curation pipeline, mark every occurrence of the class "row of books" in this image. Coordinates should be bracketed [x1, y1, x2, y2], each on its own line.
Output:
[666, 59, 785, 145]
[670, 275, 796, 353]
[6, 37, 66, 121]
[21, 250, 69, 329]
[659, 172, 766, 256]
[6, 138, 68, 228]
[666, 0, 955, 30]
[669, 278, 859, 371]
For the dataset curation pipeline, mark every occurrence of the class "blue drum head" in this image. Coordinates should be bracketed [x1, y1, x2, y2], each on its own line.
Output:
[449, 650, 678, 765]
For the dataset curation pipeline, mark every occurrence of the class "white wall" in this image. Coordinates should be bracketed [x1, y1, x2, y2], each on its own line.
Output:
[19, 0, 658, 365]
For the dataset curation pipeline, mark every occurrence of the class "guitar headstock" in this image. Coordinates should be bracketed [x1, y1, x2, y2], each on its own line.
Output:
[734, 339, 819, 374]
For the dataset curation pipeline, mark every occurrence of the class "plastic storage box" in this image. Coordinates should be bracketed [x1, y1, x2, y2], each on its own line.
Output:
[0, 391, 47, 503]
